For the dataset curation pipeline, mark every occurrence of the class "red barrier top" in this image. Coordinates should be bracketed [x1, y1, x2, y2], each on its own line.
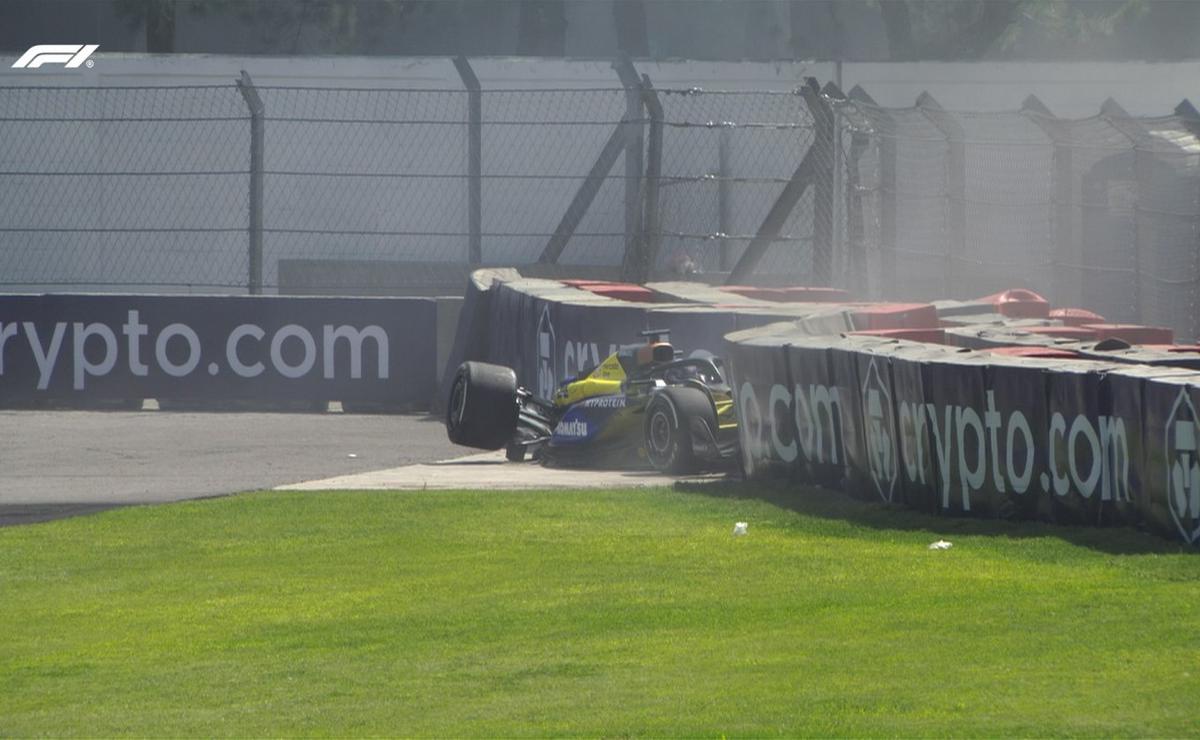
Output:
[1049, 307, 1105, 326]
[978, 288, 1051, 319]
[578, 283, 659, 303]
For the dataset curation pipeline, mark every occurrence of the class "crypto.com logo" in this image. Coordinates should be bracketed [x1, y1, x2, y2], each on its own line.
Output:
[11, 45, 99, 69]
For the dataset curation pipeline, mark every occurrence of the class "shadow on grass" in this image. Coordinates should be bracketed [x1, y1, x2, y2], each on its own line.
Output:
[673, 478, 1193, 556]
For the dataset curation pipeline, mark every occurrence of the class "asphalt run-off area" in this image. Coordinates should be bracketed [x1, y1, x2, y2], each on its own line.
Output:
[1, 409, 718, 525]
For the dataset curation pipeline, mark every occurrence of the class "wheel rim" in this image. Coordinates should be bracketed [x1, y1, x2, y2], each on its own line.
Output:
[449, 376, 468, 430]
[648, 408, 673, 462]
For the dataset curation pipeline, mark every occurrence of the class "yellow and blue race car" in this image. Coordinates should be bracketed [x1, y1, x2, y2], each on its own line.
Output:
[445, 331, 739, 472]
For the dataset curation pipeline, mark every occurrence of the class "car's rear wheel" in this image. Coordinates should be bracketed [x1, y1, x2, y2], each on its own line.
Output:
[445, 361, 519, 450]
[644, 387, 715, 473]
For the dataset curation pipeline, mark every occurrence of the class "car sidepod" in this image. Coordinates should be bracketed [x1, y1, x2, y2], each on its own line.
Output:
[544, 393, 645, 467]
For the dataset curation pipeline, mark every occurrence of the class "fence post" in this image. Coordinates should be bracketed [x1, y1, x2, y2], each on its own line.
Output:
[809, 80, 835, 285]
[849, 85, 895, 300]
[1022, 94, 1076, 309]
[614, 58, 645, 282]
[917, 91, 964, 299]
[453, 56, 483, 265]
[718, 126, 733, 271]
[235, 70, 264, 294]
[1100, 98, 1148, 324]
[823, 82, 850, 289]
[540, 125, 628, 265]
[636, 73, 664, 284]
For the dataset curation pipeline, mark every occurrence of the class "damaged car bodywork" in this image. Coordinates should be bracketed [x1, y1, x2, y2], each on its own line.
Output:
[445, 331, 738, 472]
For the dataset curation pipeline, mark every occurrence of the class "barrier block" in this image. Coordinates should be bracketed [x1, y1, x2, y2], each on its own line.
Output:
[1083, 323, 1174, 345]
[1143, 344, 1200, 353]
[783, 337, 846, 487]
[834, 336, 917, 504]
[979, 289, 1051, 319]
[1070, 343, 1200, 371]
[578, 283, 659, 303]
[918, 352, 997, 516]
[1050, 307, 1105, 326]
[1042, 360, 1146, 527]
[1023, 326, 1100, 341]
[988, 346, 1082, 358]
[720, 285, 850, 303]
[1131, 370, 1200, 544]
[887, 345, 939, 512]
[725, 329, 801, 481]
[850, 327, 946, 344]
[979, 356, 1056, 522]
[945, 323, 1081, 350]
[851, 303, 939, 331]
[782, 286, 851, 302]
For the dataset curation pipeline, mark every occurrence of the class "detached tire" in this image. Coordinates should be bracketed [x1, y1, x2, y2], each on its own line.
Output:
[644, 387, 715, 474]
[445, 361, 519, 450]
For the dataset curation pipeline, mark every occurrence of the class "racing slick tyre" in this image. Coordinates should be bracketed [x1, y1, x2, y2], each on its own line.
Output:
[644, 386, 715, 474]
[445, 361, 519, 450]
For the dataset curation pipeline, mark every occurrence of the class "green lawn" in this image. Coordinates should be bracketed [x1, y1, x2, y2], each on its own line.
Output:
[1, 484, 1198, 737]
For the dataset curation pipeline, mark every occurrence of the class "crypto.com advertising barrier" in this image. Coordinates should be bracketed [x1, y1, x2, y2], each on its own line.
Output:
[0, 294, 435, 404]
[727, 329, 1200, 546]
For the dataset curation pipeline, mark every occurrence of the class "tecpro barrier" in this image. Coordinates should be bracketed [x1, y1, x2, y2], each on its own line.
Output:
[726, 325, 1200, 545]
[445, 269, 1200, 546]
[0, 294, 436, 405]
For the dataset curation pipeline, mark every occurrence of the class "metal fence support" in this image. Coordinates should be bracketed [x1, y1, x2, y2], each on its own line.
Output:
[917, 91, 964, 299]
[1101, 97, 1147, 323]
[633, 73, 663, 284]
[1022, 94, 1076, 308]
[826, 82, 863, 293]
[614, 58, 645, 280]
[718, 126, 733, 271]
[727, 78, 826, 285]
[453, 57, 483, 265]
[235, 70, 264, 294]
[1176, 98, 1200, 342]
[810, 81, 836, 285]
[849, 85, 895, 299]
[539, 123, 628, 265]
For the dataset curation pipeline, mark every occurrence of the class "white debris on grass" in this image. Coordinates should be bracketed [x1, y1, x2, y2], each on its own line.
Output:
[733, 522, 748, 536]
[928, 539, 953, 550]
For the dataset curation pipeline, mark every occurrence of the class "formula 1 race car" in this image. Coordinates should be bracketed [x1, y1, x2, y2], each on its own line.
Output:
[445, 331, 739, 473]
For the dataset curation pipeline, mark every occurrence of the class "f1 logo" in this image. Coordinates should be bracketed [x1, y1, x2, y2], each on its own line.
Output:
[12, 45, 99, 69]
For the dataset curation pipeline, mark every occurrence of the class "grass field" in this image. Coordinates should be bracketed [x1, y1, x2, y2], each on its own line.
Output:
[2, 483, 1198, 737]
